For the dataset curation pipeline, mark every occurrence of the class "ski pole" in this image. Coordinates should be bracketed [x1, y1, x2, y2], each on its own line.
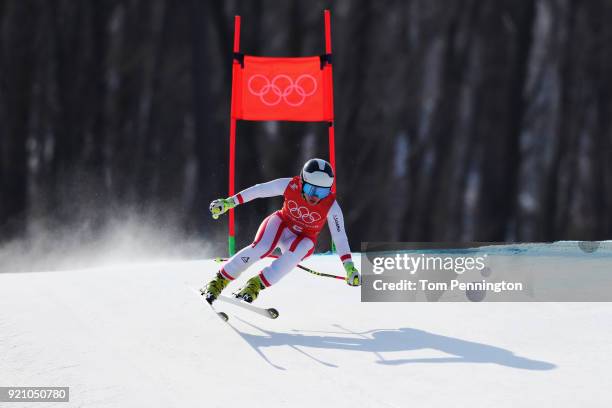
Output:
[295, 263, 346, 280]
[214, 256, 346, 281]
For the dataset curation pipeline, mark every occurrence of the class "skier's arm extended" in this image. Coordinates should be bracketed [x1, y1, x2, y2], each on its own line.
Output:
[327, 201, 360, 286]
[209, 178, 291, 219]
[231, 178, 291, 205]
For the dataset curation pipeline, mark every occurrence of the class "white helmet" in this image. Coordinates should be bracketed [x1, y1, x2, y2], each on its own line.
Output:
[301, 158, 334, 188]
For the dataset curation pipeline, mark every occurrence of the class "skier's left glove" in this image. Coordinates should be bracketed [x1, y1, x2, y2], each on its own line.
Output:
[344, 261, 360, 286]
[209, 197, 236, 219]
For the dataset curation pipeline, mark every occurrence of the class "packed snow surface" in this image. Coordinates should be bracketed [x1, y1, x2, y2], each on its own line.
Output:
[1, 245, 611, 407]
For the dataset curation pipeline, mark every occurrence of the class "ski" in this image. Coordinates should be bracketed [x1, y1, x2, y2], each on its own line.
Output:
[192, 288, 229, 322]
[217, 295, 279, 319]
[214, 308, 229, 322]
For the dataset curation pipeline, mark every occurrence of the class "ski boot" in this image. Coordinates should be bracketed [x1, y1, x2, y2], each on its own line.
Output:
[236, 275, 266, 303]
[201, 272, 230, 304]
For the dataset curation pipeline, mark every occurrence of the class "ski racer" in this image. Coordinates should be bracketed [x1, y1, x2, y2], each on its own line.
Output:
[202, 158, 360, 304]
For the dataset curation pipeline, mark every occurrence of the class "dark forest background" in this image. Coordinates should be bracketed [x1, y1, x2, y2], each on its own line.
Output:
[1, 0, 611, 262]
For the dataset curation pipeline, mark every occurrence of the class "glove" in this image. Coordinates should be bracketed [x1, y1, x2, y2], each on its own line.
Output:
[209, 197, 236, 219]
[344, 261, 360, 286]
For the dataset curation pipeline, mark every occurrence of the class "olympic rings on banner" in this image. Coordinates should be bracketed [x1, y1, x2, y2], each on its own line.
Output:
[247, 74, 318, 107]
[287, 200, 321, 224]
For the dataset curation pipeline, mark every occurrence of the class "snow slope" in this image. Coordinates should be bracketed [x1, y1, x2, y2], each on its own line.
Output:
[1, 250, 611, 407]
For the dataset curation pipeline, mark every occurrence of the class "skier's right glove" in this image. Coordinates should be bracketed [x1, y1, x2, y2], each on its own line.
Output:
[209, 197, 236, 219]
[344, 261, 361, 287]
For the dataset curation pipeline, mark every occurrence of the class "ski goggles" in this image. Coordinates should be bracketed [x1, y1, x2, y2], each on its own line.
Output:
[302, 182, 331, 199]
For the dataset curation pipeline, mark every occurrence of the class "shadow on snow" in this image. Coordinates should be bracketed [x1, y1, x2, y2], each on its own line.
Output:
[229, 318, 556, 371]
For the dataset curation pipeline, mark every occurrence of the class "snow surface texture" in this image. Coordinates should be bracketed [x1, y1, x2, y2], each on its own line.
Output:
[1, 245, 611, 407]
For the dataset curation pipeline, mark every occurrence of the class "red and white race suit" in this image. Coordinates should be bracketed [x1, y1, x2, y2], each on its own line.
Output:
[219, 177, 352, 287]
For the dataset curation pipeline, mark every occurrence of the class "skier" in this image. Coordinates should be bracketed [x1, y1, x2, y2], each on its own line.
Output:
[202, 158, 360, 304]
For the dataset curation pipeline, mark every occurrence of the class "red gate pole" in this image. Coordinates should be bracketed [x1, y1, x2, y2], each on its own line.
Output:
[228, 15, 241, 256]
[324, 10, 336, 193]
[324, 10, 338, 254]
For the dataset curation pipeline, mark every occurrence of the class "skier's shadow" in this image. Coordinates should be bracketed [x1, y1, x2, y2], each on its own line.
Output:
[231, 318, 556, 371]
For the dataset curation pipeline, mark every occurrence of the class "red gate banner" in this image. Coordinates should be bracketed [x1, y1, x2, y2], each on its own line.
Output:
[231, 56, 334, 122]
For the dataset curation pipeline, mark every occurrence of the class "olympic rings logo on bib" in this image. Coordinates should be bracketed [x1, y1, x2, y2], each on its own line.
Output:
[287, 200, 321, 224]
[247, 74, 318, 107]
